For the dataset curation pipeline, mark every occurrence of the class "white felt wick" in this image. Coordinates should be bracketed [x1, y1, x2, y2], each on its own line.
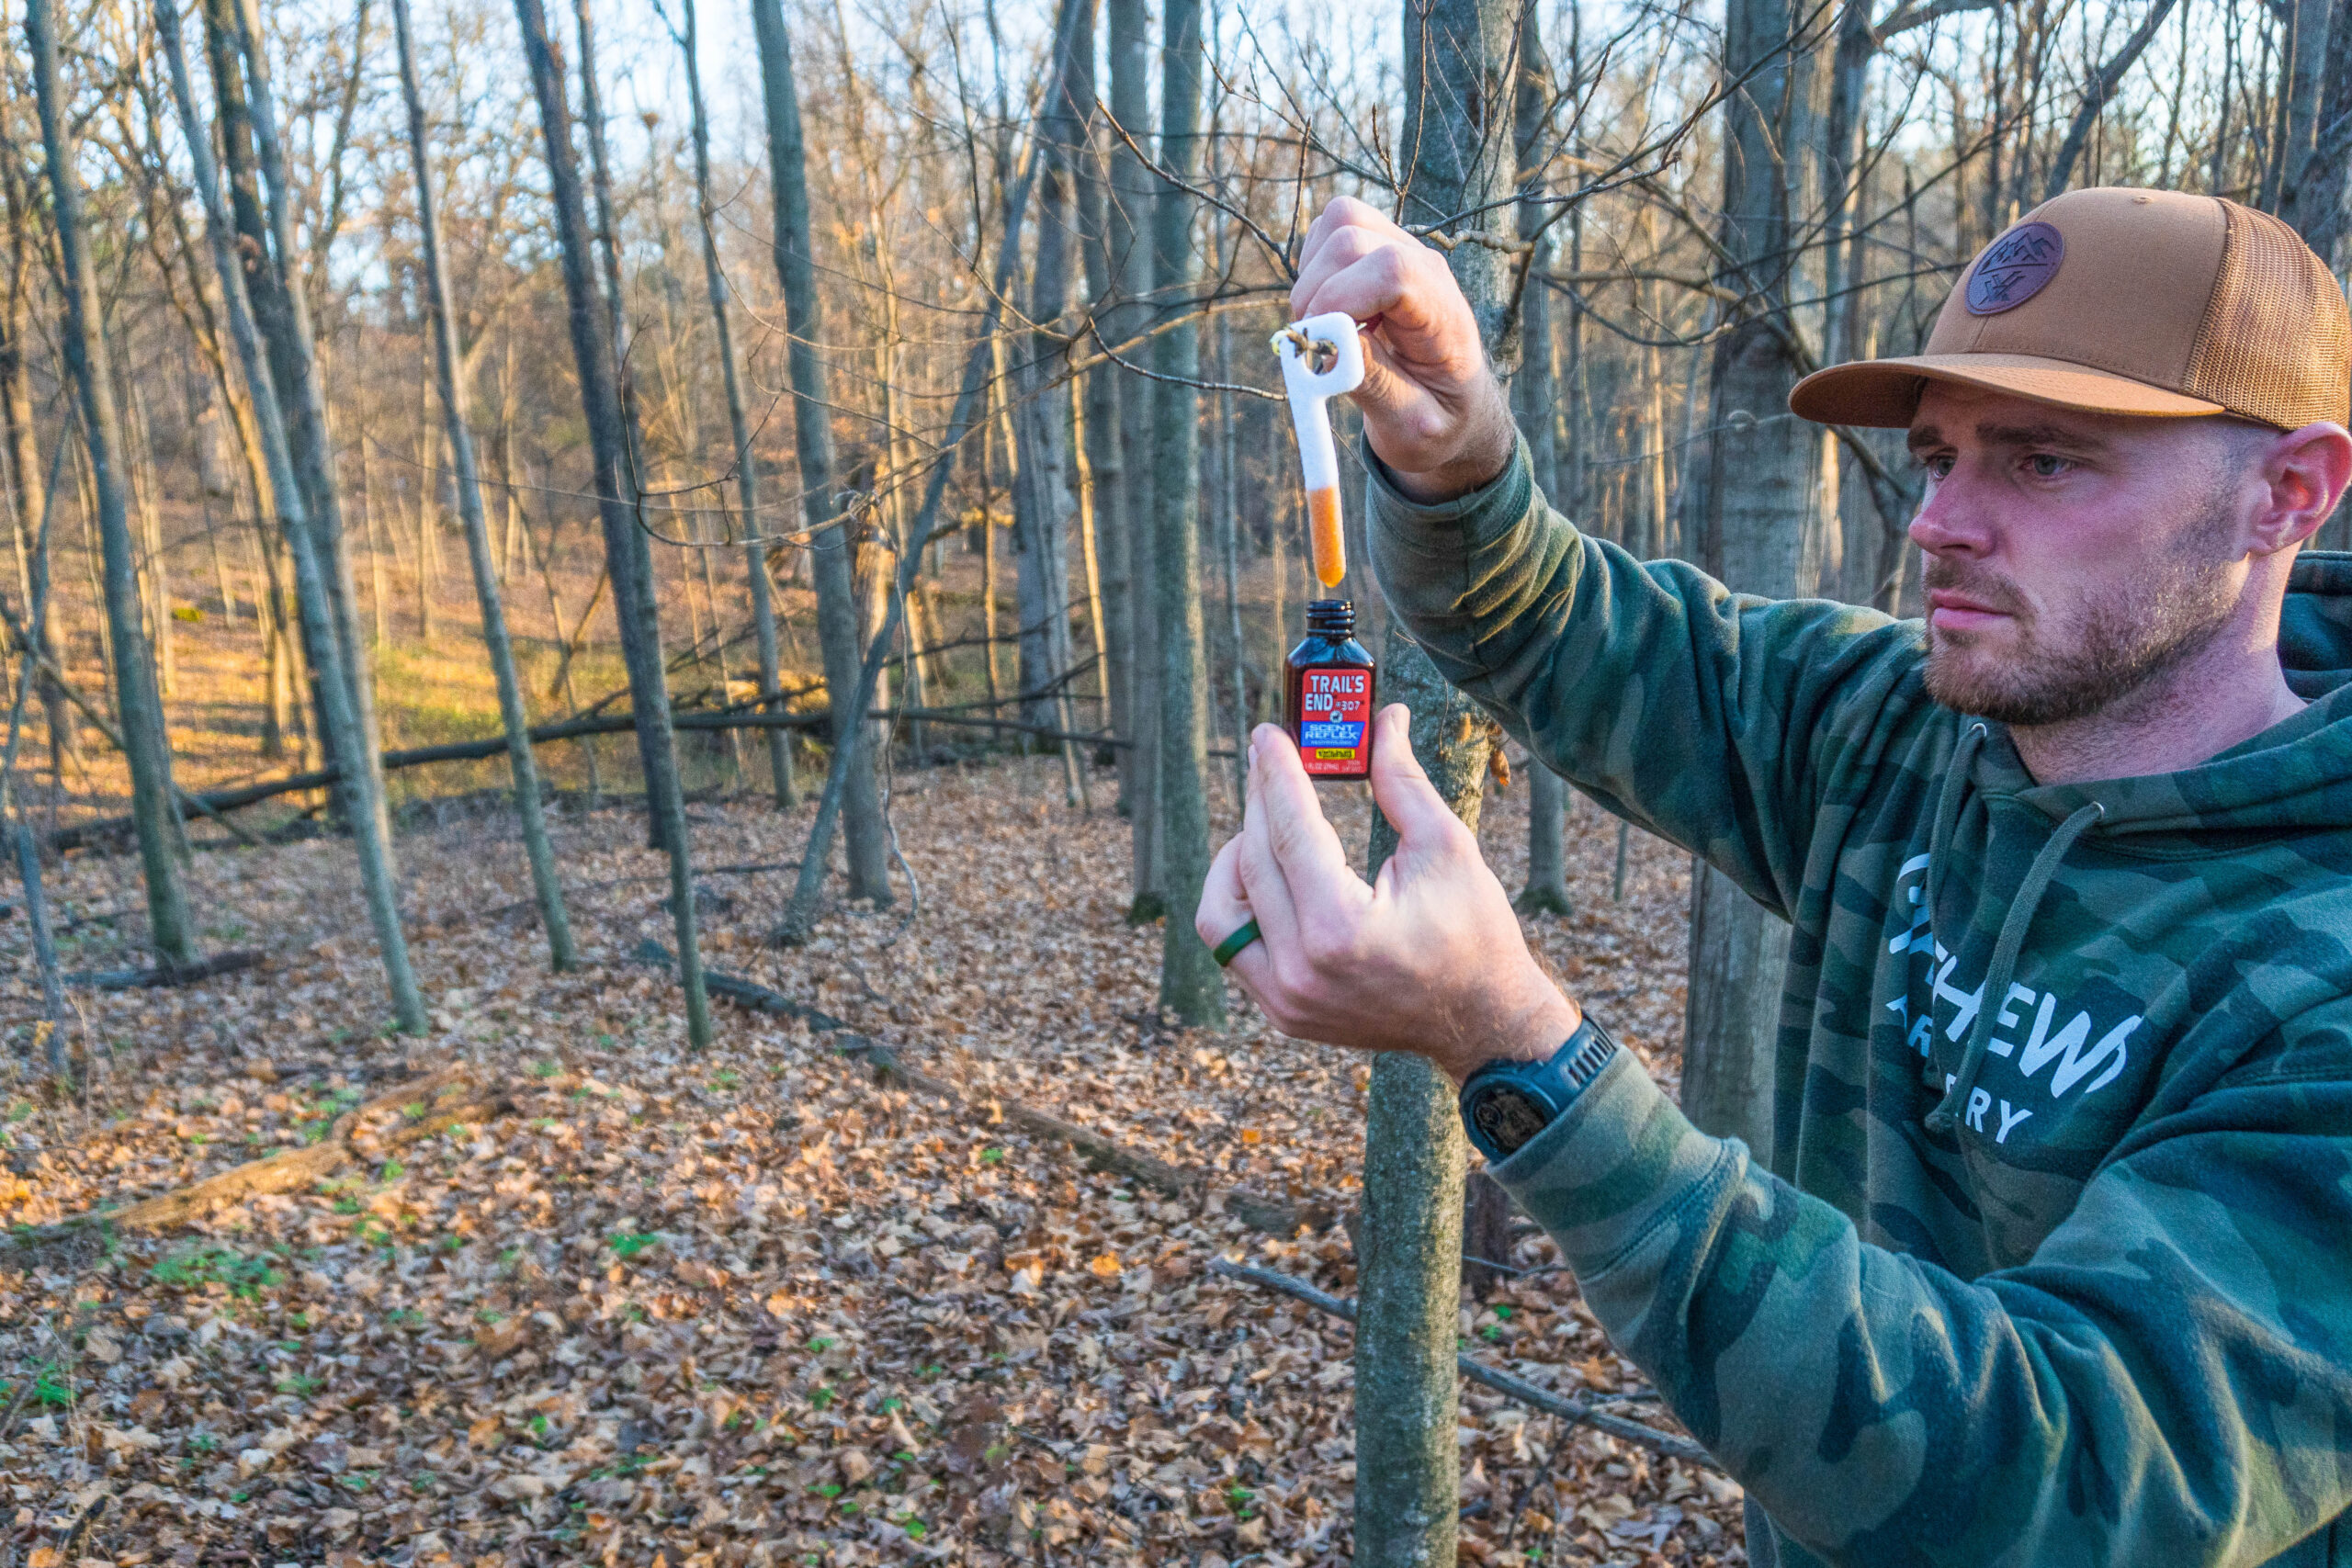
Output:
[1272, 311, 1366, 495]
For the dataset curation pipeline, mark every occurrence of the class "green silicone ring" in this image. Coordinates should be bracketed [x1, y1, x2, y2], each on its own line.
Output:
[1212, 918, 1263, 967]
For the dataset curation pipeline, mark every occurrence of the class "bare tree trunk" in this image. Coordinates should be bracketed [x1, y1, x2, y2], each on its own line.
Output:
[750, 0, 891, 901]
[1460, 1169, 1515, 1299]
[571, 0, 685, 837]
[14, 825, 67, 1078]
[512, 0, 709, 1046]
[154, 0, 428, 1029]
[126, 385, 176, 703]
[668, 0, 792, 807]
[1351, 0, 1518, 1558]
[392, 0, 575, 972]
[0, 198, 78, 768]
[1148, 0, 1221, 1026]
[1214, 307, 1248, 808]
[1679, 0, 1830, 1166]
[1106, 0, 1161, 918]
[1074, 53, 1131, 783]
[1014, 0, 1090, 790]
[27, 0, 197, 972]
[198, 0, 388, 849]
[1070, 374, 1110, 727]
[1510, 4, 1572, 922]
[2285, 0, 2352, 277]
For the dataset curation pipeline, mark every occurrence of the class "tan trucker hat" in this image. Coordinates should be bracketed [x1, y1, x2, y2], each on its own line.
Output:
[1790, 186, 2352, 432]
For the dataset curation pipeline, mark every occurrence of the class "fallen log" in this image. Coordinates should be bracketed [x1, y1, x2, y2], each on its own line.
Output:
[11, 1064, 500, 1239]
[1207, 1258, 1719, 1469]
[11, 646, 267, 849]
[66, 948, 264, 991]
[49, 706, 1122, 852]
[635, 941, 1324, 1236]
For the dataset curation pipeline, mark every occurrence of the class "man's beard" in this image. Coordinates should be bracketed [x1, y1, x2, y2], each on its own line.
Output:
[1921, 501, 2240, 728]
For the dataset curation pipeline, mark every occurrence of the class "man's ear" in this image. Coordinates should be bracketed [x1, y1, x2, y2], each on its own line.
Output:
[2252, 422, 2352, 555]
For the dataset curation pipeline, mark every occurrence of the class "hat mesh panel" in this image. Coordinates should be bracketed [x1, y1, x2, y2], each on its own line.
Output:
[2182, 202, 2352, 428]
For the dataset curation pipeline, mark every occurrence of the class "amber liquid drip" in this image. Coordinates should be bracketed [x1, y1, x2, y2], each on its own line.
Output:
[1307, 486, 1346, 588]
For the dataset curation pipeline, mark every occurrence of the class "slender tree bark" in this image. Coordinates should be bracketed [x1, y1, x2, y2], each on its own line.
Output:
[563, 0, 682, 847]
[2285, 0, 2352, 273]
[1105, 0, 1162, 917]
[1679, 0, 1830, 1164]
[1820, 0, 1873, 371]
[0, 186, 76, 769]
[750, 0, 891, 902]
[15, 825, 66, 1079]
[154, 0, 428, 1031]
[512, 0, 710, 1046]
[198, 0, 389, 848]
[1510, 3, 1572, 921]
[1013, 0, 1090, 761]
[1214, 305, 1249, 807]
[125, 387, 177, 705]
[1519, 763, 1575, 917]
[391, 0, 575, 972]
[1149, 0, 1222, 1025]
[670, 0, 793, 808]
[1352, 0, 1518, 1559]
[27, 0, 198, 972]
[1074, 47, 1132, 793]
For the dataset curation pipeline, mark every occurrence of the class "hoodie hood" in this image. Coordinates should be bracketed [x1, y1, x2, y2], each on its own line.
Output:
[1954, 548, 2352, 842]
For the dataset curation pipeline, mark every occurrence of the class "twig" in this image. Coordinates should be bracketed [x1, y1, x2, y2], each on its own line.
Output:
[633, 941, 1320, 1236]
[1206, 1258, 1718, 1469]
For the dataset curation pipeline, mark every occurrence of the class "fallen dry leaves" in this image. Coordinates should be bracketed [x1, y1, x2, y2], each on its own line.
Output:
[0, 753, 1738, 1566]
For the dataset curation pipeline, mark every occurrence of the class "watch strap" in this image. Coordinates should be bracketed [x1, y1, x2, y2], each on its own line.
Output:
[1457, 1015, 1621, 1163]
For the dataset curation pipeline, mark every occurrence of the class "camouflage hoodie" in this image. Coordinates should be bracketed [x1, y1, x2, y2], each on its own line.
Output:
[1368, 443, 2352, 1567]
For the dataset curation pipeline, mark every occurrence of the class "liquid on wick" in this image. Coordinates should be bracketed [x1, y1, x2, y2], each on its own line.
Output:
[1307, 485, 1347, 588]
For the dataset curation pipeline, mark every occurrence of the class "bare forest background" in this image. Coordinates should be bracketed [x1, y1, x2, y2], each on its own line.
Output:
[0, 0, 2347, 1558]
[8, 0, 2347, 906]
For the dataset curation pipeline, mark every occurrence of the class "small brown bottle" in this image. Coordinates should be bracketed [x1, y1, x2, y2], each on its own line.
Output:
[1285, 599, 1376, 780]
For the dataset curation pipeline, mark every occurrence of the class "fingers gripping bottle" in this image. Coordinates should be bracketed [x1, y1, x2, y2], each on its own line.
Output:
[1273, 312, 1374, 779]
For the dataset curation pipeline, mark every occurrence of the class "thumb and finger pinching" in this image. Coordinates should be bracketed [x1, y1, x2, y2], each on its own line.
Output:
[1367, 705, 1463, 849]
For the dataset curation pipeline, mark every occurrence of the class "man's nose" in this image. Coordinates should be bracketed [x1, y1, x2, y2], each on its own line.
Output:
[1907, 474, 1993, 558]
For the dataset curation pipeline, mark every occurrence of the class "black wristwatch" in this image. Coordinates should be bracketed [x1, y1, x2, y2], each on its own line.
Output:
[1458, 1016, 1621, 1162]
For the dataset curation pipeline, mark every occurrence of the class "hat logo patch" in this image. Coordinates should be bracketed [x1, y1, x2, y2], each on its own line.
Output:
[1966, 221, 2064, 315]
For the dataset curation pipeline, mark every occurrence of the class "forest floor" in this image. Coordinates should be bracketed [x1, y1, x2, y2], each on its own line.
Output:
[0, 753, 1737, 1568]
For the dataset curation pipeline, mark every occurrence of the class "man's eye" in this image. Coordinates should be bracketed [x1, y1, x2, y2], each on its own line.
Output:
[2028, 454, 2072, 478]
[1920, 455, 1954, 479]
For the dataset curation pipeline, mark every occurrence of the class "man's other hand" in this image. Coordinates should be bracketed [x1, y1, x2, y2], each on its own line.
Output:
[1290, 197, 1518, 502]
[1196, 706, 1581, 1085]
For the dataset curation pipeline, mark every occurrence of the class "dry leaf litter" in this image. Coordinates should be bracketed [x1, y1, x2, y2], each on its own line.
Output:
[0, 754, 1742, 1567]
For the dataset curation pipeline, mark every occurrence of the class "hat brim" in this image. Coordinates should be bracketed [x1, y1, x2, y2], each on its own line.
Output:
[1789, 353, 2228, 428]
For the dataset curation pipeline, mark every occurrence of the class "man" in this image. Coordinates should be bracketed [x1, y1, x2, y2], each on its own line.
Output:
[1199, 185, 2352, 1565]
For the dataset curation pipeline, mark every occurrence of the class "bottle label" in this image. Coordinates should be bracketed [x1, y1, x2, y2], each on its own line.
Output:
[1296, 668, 1372, 774]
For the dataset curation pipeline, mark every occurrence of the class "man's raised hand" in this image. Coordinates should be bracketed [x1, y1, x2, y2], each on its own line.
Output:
[1290, 197, 1518, 502]
[1196, 705, 1580, 1085]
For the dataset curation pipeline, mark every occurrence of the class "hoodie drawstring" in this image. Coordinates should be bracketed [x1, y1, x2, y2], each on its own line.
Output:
[1925, 723, 1989, 940]
[1923, 795, 2108, 1135]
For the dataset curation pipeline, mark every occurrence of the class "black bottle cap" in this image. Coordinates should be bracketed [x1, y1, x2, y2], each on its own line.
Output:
[1306, 599, 1355, 637]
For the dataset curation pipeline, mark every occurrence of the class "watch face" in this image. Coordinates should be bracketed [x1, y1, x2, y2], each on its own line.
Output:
[1469, 1084, 1553, 1156]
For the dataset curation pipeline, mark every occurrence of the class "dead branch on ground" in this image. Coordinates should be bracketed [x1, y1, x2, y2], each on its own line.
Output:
[1208, 1258, 1719, 1469]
